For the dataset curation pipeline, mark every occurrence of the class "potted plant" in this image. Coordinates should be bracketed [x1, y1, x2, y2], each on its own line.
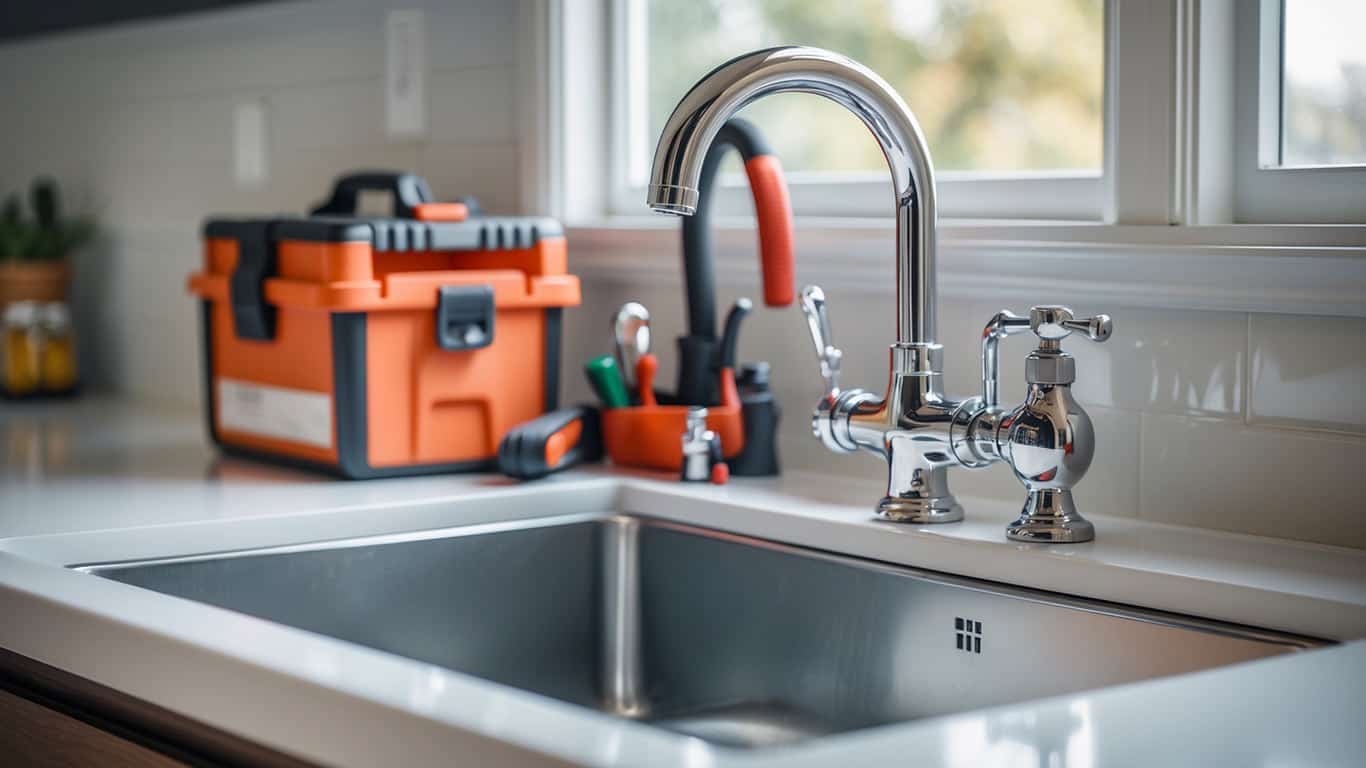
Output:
[0, 178, 95, 306]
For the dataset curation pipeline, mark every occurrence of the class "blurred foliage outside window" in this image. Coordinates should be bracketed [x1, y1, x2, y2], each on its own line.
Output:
[645, 0, 1105, 176]
[1281, 0, 1366, 166]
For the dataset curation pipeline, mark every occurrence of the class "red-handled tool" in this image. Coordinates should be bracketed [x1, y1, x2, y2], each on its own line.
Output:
[497, 406, 603, 480]
[636, 353, 659, 407]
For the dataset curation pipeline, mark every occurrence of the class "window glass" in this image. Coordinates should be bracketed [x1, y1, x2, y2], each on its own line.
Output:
[645, 0, 1105, 174]
[1281, 0, 1366, 166]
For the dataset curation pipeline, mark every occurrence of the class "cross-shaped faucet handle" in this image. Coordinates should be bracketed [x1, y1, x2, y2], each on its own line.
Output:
[1028, 306, 1113, 343]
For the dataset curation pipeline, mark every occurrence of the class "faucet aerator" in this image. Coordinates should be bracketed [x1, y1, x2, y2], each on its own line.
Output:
[646, 185, 699, 216]
[649, 204, 693, 216]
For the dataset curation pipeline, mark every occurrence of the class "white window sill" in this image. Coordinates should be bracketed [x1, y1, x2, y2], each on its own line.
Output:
[571, 214, 1366, 244]
[565, 218, 1366, 317]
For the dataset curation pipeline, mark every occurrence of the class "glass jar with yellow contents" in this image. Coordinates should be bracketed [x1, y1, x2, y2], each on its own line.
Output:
[3, 301, 42, 396]
[39, 301, 78, 394]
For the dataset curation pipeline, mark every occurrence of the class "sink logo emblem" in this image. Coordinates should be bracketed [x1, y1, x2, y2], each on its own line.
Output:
[955, 617, 982, 654]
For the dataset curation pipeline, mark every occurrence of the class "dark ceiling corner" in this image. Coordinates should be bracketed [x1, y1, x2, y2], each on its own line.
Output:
[0, 1, 275, 43]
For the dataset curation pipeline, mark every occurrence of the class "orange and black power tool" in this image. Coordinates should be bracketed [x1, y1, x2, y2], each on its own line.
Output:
[497, 405, 602, 480]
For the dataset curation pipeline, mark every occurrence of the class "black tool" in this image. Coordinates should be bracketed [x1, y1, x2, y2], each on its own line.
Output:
[715, 297, 780, 477]
[719, 298, 753, 372]
[729, 362, 781, 477]
[497, 406, 602, 480]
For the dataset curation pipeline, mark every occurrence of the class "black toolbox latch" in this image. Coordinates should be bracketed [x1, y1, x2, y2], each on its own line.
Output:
[436, 285, 495, 351]
[227, 222, 277, 341]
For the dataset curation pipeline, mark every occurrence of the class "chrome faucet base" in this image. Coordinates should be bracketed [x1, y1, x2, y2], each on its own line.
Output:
[877, 439, 963, 525]
[1006, 489, 1095, 543]
[877, 494, 964, 524]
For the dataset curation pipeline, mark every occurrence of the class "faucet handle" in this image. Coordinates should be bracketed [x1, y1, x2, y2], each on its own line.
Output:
[1065, 314, 1114, 342]
[1028, 306, 1113, 344]
[979, 307, 1114, 407]
[799, 285, 843, 394]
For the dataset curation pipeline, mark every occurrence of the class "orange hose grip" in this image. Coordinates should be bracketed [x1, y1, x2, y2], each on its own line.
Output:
[743, 155, 795, 308]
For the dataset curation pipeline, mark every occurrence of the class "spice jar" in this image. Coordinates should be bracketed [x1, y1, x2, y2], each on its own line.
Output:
[39, 301, 77, 393]
[3, 301, 42, 396]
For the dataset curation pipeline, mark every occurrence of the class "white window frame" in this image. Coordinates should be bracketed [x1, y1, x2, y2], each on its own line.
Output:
[521, 0, 1366, 241]
[1231, 0, 1366, 223]
[604, 0, 1108, 222]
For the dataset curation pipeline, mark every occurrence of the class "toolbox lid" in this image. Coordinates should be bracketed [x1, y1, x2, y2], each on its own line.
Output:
[188, 171, 579, 318]
[202, 214, 565, 252]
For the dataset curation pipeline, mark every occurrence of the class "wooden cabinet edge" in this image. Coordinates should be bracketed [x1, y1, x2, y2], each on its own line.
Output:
[0, 647, 313, 767]
[0, 688, 186, 768]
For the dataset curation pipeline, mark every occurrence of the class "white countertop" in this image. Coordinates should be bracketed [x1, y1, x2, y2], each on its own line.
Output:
[2, 399, 1365, 767]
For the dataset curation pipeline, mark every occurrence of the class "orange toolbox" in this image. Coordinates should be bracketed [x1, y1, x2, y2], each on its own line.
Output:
[187, 172, 580, 478]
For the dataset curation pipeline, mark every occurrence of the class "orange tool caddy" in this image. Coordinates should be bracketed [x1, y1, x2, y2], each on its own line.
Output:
[600, 361, 746, 473]
[187, 172, 580, 478]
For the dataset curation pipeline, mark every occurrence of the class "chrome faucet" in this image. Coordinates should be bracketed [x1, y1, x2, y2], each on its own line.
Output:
[647, 46, 1112, 542]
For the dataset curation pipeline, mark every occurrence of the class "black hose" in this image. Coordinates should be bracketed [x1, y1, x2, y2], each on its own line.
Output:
[680, 119, 773, 340]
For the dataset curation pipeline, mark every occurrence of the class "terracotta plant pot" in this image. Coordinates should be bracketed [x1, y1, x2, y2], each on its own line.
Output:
[0, 261, 69, 307]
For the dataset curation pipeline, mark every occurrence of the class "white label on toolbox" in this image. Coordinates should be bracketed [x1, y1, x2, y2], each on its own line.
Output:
[217, 378, 333, 449]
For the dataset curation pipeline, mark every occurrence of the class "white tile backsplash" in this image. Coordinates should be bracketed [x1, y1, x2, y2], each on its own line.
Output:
[270, 78, 391, 152]
[1, 0, 524, 399]
[1139, 413, 1366, 548]
[269, 143, 425, 218]
[0, 0, 516, 111]
[417, 142, 522, 215]
[1070, 405, 1143, 519]
[895, 301, 1246, 418]
[101, 226, 203, 404]
[1250, 314, 1366, 434]
[1070, 308, 1247, 417]
[428, 67, 517, 145]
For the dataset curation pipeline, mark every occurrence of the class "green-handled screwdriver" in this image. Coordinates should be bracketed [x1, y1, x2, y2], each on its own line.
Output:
[584, 354, 630, 409]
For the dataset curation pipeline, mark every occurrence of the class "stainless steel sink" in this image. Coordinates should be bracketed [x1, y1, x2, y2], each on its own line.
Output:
[82, 514, 1319, 749]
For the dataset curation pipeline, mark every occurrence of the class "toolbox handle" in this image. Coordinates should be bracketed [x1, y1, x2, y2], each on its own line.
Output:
[310, 171, 436, 219]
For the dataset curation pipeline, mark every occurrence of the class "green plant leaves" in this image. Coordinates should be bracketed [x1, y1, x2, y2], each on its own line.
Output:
[0, 179, 94, 263]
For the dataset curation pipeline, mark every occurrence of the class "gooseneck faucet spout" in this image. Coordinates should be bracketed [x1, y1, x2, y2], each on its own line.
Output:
[646, 46, 937, 346]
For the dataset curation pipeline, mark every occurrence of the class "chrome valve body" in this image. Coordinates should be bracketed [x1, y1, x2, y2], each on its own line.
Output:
[954, 306, 1113, 542]
[646, 46, 1112, 542]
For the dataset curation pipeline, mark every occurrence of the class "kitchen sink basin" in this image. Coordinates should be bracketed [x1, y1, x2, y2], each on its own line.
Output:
[82, 514, 1318, 749]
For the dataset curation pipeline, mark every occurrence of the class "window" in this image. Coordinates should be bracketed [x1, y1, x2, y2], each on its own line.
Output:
[1280, 0, 1366, 167]
[1235, 0, 1366, 223]
[544, 0, 1364, 226]
[641, 0, 1103, 175]
[613, 0, 1107, 220]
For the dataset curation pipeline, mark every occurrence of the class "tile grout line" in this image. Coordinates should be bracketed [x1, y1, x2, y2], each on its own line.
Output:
[1243, 313, 1253, 427]
[1135, 410, 1146, 521]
